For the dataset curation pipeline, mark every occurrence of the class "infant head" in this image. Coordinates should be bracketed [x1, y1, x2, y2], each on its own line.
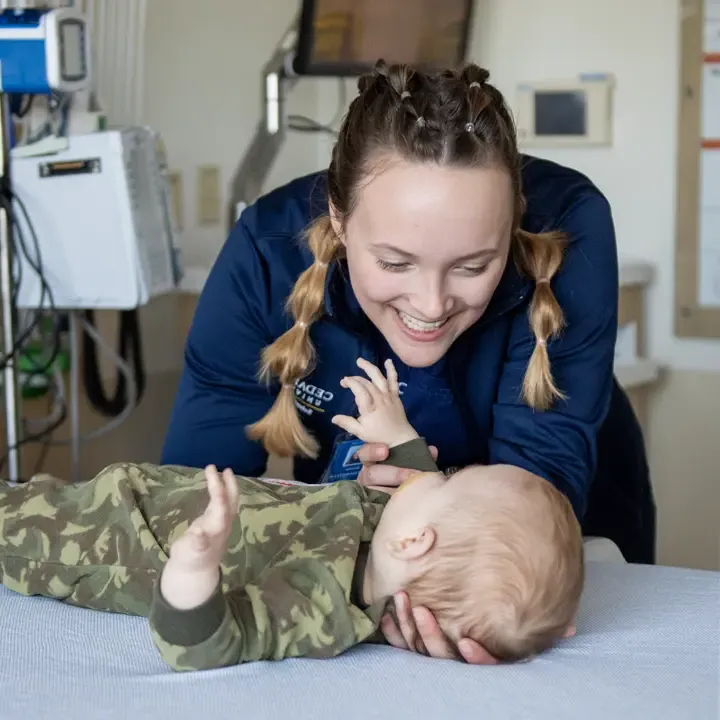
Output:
[369, 464, 584, 662]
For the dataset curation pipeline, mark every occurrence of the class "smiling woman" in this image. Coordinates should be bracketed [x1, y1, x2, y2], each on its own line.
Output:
[162, 60, 654, 665]
[338, 161, 513, 368]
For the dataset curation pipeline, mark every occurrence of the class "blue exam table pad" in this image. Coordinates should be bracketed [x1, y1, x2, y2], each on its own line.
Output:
[1, 561, 718, 720]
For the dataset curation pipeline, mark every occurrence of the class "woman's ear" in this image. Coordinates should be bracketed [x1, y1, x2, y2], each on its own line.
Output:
[386, 527, 436, 561]
[328, 202, 346, 246]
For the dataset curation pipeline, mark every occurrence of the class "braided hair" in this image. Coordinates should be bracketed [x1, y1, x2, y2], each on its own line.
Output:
[247, 61, 567, 458]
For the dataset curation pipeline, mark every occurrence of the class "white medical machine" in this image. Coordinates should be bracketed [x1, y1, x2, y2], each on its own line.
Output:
[515, 74, 615, 148]
[12, 127, 180, 310]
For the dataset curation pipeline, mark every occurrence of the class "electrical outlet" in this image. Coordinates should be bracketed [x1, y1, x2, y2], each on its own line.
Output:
[168, 170, 184, 232]
[197, 165, 221, 226]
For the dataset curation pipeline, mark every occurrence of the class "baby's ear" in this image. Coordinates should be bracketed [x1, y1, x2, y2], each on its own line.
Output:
[386, 527, 436, 561]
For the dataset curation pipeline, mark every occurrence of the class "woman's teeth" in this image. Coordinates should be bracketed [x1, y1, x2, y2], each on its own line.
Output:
[398, 310, 447, 332]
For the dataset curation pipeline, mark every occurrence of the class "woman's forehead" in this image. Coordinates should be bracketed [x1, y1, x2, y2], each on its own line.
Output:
[349, 159, 513, 254]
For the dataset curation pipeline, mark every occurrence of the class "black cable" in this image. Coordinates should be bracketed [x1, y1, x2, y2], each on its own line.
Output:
[288, 78, 347, 136]
[0, 186, 61, 374]
[0, 402, 67, 479]
[0, 181, 65, 471]
[13, 94, 35, 119]
[81, 308, 146, 418]
[8, 187, 62, 375]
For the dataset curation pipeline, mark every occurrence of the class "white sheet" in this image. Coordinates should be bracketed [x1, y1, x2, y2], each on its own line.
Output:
[1, 562, 719, 720]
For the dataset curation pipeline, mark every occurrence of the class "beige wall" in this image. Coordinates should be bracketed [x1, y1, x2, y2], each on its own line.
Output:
[142, 0, 322, 270]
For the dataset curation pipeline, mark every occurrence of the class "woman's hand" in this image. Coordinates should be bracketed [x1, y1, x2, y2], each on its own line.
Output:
[382, 591, 499, 664]
[355, 443, 439, 493]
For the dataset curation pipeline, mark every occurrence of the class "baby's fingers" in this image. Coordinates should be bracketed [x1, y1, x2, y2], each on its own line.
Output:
[331, 414, 364, 437]
[222, 468, 240, 517]
[356, 358, 389, 394]
[203, 465, 229, 533]
[341, 376, 377, 414]
[384, 359, 399, 395]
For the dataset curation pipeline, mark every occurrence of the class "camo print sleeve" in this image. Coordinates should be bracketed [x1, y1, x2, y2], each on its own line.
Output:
[148, 481, 390, 671]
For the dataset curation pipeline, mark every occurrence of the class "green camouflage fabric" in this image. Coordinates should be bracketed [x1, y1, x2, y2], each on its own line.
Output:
[0, 463, 391, 671]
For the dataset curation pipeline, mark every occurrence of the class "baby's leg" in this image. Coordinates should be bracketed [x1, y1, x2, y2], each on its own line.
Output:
[0, 463, 208, 617]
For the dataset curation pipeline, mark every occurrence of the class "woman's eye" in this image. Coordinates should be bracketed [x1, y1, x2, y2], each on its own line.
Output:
[376, 259, 410, 272]
[460, 265, 488, 276]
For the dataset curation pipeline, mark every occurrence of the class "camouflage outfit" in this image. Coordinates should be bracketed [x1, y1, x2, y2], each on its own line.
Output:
[0, 463, 395, 670]
[0, 439, 436, 670]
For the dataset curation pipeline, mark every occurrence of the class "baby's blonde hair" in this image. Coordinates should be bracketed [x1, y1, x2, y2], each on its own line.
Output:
[247, 61, 567, 459]
[403, 467, 584, 662]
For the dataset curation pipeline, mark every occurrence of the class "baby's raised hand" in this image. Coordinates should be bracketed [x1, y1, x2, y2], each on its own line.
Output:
[167, 465, 239, 573]
[331, 358, 419, 447]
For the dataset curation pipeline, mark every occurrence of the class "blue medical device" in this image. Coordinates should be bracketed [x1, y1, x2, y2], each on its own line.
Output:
[0, 7, 90, 95]
[0, 6, 91, 482]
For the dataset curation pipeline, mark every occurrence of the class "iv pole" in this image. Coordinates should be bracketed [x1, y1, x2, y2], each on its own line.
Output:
[227, 16, 300, 228]
[0, 91, 22, 482]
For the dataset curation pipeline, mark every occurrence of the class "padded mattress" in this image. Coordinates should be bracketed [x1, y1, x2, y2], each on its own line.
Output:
[1, 561, 718, 720]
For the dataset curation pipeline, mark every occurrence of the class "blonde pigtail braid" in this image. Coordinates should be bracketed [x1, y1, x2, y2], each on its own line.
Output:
[246, 216, 340, 458]
[514, 227, 568, 410]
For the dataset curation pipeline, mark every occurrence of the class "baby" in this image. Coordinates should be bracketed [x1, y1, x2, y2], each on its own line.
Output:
[0, 359, 583, 671]
[331, 358, 584, 661]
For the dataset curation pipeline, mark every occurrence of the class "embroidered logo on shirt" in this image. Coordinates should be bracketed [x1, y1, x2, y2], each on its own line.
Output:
[293, 380, 335, 416]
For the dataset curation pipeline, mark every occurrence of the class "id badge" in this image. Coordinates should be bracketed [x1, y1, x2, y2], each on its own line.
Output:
[321, 433, 366, 483]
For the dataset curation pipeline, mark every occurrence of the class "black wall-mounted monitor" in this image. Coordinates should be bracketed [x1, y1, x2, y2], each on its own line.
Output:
[293, 0, 475, 76]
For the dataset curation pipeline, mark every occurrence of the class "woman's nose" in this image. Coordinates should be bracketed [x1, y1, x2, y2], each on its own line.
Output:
[410, 281, 451, 321]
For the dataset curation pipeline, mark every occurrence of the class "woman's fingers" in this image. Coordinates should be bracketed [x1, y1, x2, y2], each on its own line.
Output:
[389, 597, 493, 663]
[380, 613, 410, 651]
[457, 638, 500, 665]
[412, 606, 458, 660]
[353, 443, 390, 465]
[357, 463, 412, 488]
[392, 592, 424, 654]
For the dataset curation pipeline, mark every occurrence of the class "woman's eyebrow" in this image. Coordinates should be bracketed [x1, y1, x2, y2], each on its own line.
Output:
[369, 243, 499, 262]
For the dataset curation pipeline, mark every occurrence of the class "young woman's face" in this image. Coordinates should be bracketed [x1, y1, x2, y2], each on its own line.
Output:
[333, 157, 514, 368]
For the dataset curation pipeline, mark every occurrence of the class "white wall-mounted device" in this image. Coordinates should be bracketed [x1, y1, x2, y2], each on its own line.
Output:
[11, 127, 181, 310]
[515, 74, 615, 148]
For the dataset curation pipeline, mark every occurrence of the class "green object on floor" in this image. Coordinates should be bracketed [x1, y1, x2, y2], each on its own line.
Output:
[18, 344, 70, 399]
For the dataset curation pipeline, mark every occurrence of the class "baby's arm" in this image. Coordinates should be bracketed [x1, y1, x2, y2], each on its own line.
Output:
[332, 359, 438, 473]
[150, 465, 245, 671]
